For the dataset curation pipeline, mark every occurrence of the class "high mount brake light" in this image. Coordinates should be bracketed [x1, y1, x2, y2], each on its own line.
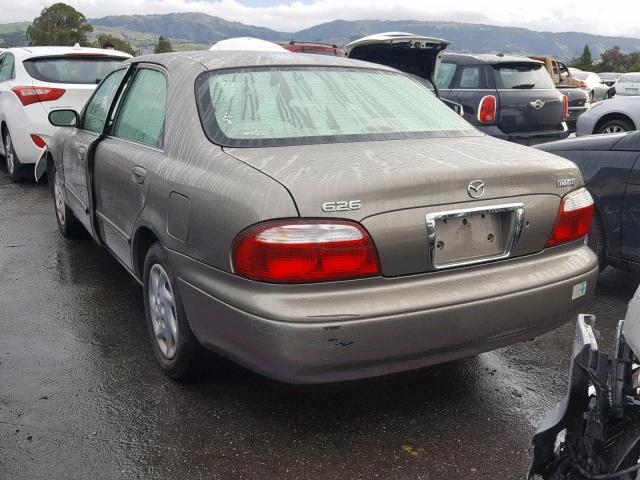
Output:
[232, 220, 380, 283]
[478, 95, 497, 123]
[546, 188, 594, 247]
[11, 86, 65, 106]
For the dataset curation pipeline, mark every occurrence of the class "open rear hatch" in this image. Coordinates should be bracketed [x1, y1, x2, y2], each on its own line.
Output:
[343, 32, 450, 87]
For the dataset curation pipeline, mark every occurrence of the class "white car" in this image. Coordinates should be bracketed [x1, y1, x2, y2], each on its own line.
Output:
[569, 69, 612, 102]
[615, 73, 640, 97]
[0, 45, 131, 181]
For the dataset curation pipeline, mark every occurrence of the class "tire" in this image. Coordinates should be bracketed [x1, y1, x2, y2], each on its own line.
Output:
[50, 162, 82, 238]
[589, 90, 595, 103]
[2, 127, 30, 182]
[595, 118, 634, 135]
[587, 212, 607, 270]
[143, 242, 205, 380]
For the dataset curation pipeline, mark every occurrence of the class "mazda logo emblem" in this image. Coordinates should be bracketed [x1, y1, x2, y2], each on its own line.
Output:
[468, 180, 485, 199]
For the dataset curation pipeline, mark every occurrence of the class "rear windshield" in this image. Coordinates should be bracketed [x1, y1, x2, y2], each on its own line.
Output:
[493, 63, 555, 89]
[619, 73, 640, 83]
[196, 66, 478, 147]
[23, 56, 127, 84]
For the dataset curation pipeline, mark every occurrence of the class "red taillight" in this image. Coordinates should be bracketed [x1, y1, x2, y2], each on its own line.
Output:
[477, 95, 497, 123]
[579, 81, 588, 89]
[563, 95, 569, 120]
[232, 220, 381, 283]
[11, 86, 65, 106]
[30, 134, 46, 148]
[546, 188, 594, 247]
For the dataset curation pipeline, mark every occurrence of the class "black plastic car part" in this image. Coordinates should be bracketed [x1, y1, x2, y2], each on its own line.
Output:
[529, 290, 640, 480]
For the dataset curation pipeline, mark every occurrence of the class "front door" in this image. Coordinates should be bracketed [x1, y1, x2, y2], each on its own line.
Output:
[621, 154, 640, 264]
[62, 67, 128, 231]
[93, 66, 167, 269]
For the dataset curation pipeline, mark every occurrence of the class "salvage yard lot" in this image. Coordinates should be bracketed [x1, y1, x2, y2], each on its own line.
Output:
[0, 168, 638, 479]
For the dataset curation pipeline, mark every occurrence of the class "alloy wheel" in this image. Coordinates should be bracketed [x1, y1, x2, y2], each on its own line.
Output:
[4, 132, 14, 175]
[148, 264, 179, 359]
[53, 169, 66, 226]
[602, 125, 626, 134]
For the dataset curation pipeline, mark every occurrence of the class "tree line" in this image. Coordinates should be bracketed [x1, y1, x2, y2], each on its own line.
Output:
[24, 2, 174, 55]
[571, 44, 640, 73]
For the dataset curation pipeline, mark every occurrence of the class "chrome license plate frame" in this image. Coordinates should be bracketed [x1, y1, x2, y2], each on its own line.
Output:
[426, 203, 525, 270]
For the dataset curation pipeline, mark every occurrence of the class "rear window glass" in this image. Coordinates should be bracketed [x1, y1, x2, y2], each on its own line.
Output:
[493, 63, 555, 89]
[619, 73, 640, 83]
[23, 56, 127, 85]
[196, 66, 478, 148]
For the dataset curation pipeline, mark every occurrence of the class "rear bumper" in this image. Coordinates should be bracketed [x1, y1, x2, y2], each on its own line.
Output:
[169, 243, 599, 384]
[567, 106, 588, 130]
[479, 123, 570, 145]
[2, 104, 54, 166]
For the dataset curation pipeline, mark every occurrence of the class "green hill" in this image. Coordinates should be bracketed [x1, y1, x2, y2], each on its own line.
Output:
[2, 13, 640, 60]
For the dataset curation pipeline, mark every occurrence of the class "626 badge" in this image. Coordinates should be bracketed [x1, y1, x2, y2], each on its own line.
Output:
[322, 200, 362, 212]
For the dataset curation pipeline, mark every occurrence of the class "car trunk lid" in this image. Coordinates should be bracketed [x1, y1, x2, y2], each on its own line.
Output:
[225, 136, 581, 276]
[343, 32, 449, 87]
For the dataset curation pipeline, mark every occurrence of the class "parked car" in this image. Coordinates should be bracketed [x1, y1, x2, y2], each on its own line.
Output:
[209, 37, 289, 52]
[570, 69, 612, 101]
[529, 55, 590, 131]
[0, 45, 131, 181]
[44, 50, 598, 382]
[536, 131, 640, 271]
[575, 95, 640, 135]
[599, 71, 623, 87]
[614, 72, 640, 96]
[433, 53, 569, 145]
[281, 41, 343, 56]
[344, 35, 570, 145]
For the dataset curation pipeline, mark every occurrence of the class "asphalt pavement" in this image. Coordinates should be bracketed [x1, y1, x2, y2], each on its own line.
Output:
[1, 167, 639, 480]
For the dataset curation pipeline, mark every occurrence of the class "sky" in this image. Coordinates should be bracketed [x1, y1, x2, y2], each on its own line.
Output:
[2, 0, 640, 38]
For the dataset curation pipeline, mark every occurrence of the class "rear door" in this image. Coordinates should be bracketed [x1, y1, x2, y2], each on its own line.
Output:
[62, 67, 128, 231]
[622, 155, 640, 263]
[493, 62, 564, 133]
[93, 65, 167, 269]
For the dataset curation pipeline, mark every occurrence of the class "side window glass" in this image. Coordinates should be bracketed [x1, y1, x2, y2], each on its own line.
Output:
[458, 66, 481, 89]
[435, 62, 457, 89]
[113, 69, 167, 148]
[82, 68, 127, 134]
[0, 54, 15, 82]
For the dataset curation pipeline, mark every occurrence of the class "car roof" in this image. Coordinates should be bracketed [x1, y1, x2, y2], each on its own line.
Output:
[130, 50, 396, 72]
[443, 52, 543, 65]
[5, 45, 132, 59]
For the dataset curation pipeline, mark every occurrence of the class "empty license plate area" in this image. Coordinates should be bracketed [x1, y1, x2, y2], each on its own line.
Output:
[426, 203, 525, 269]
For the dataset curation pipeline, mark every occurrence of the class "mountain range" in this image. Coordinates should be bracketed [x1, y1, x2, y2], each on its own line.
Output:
[2, 12, 640, 60]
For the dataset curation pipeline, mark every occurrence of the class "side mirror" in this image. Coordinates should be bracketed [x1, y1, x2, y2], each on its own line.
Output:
[49, 109, 79, 127]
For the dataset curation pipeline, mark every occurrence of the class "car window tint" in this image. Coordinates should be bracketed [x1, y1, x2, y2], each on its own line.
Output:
[23, 57, 127, 85]
[113, 69, 166, 148]
[435, 62, 457, 89]
[458, 67, 480, 88]
[494, 64, 555, 89]
[82, 68, 127, 134]
[0, 54, 15, 82]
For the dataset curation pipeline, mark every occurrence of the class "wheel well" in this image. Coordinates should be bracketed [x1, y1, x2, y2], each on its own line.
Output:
[133, 227, 159, 280]
[594, 113, 636, 133]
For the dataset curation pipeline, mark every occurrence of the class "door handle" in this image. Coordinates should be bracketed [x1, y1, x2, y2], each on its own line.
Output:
[131, 166, 147, 185]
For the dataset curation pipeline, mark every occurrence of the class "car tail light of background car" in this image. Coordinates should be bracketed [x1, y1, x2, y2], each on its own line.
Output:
[579, 81, 588, 89]
[563, 95, 569, 120]
[11, 86, 65, 106]
[232, 220, 381, 283]
[546, 188, 594, 247]
[477, 95, 497, 123]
